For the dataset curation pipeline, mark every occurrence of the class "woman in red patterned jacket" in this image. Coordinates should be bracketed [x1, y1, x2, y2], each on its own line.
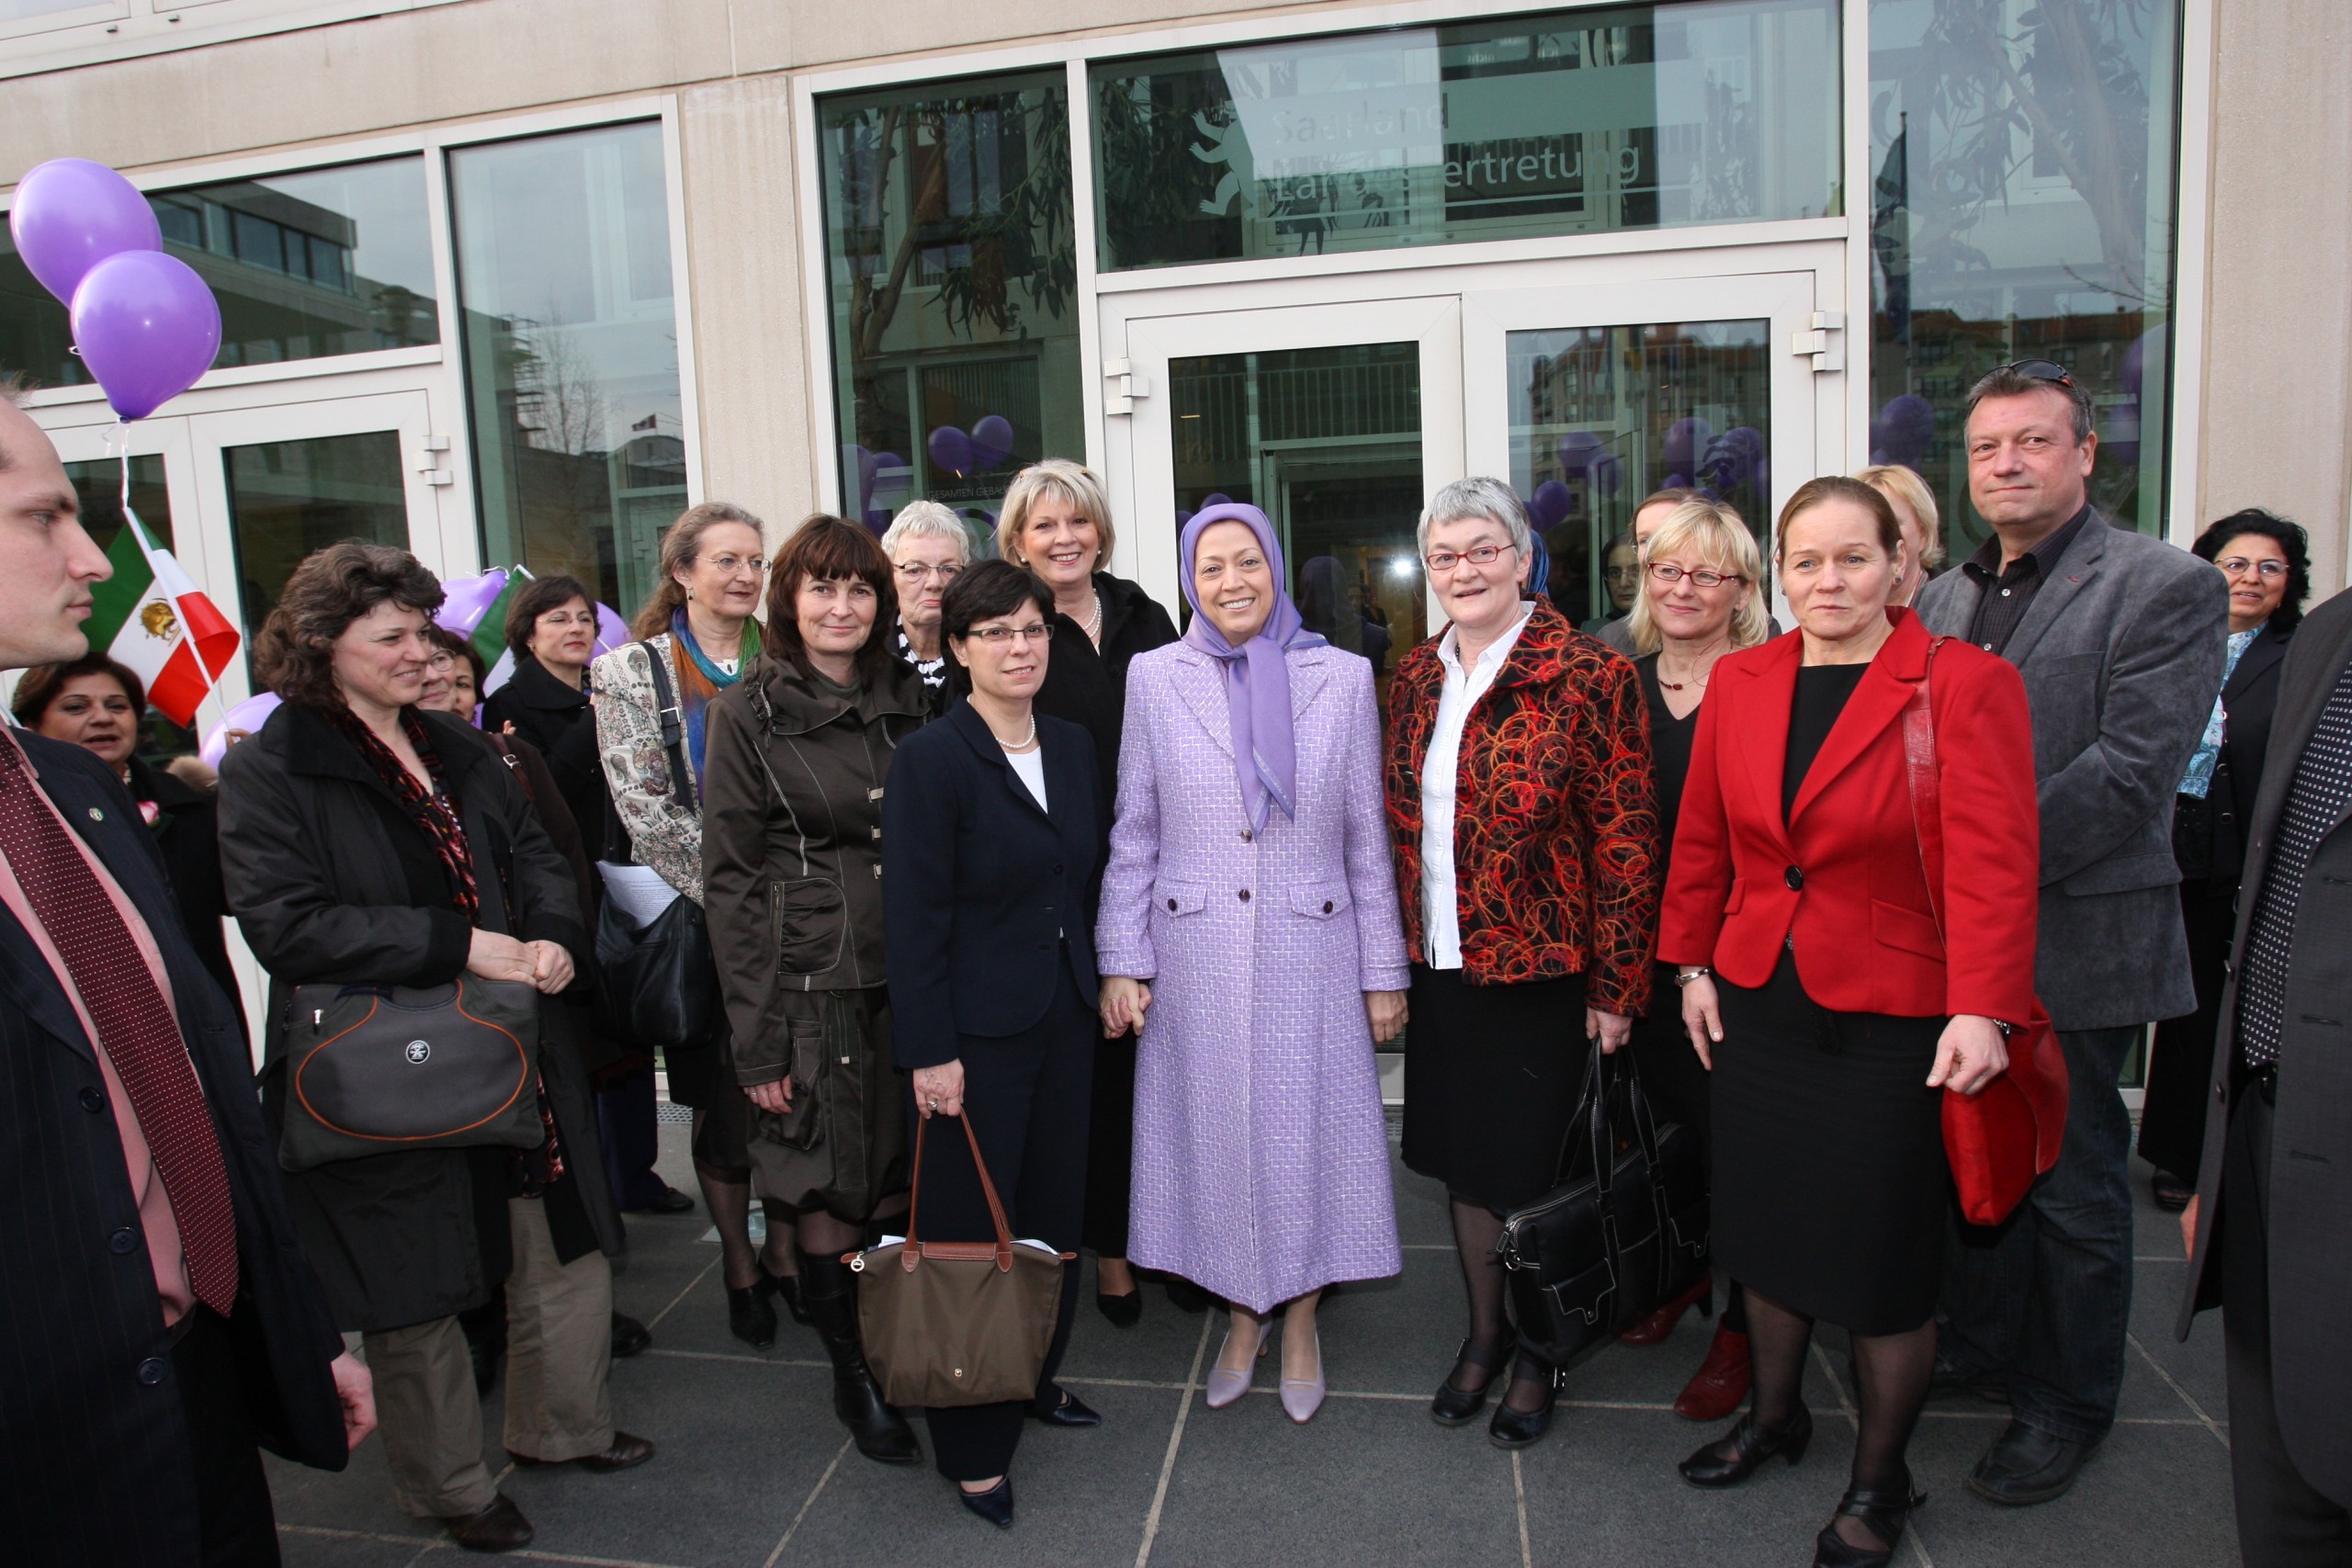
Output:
[1385, 476, 1662, 1451]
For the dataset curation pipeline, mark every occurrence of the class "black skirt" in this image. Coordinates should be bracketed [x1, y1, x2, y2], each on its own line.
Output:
[1712, 953, 1947, 1335]
[1401, 965, 1590, 1213]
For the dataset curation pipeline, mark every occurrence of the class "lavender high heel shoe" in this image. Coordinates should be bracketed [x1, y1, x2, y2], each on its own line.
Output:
[1280, 1328, 1326, 1424]
[1204, 1317, 1270, 1409]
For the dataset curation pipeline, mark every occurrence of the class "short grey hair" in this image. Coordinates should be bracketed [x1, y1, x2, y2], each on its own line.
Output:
[1419, 477, 1534, 559]
[879, 499, 972, 564]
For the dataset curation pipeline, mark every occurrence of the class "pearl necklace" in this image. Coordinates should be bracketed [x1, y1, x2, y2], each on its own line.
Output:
[1080, 588, 1104, 644]
[991, 715, 1039, 752]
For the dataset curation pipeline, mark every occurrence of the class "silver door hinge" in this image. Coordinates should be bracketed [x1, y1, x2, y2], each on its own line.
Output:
[1789, 313, 1845, 374]
[1103, 357, 1152, 416]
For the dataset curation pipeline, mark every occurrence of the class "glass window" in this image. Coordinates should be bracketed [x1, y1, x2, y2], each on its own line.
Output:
[818, 72, 1081, 536]
[221, 432, 409, 672]
[58, 454, 189, 754]
[1868, 0, 2181, 558]
[1169, 342, 1424, 697]
[1093, 0, 1840, 272]
[450, 122, 685, 618]
[0, 156, 436, 389]
[1505, 321, 1772, 627]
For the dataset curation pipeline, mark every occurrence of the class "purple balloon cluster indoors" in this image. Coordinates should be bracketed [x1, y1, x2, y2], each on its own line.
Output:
[9, 158, 223, 421]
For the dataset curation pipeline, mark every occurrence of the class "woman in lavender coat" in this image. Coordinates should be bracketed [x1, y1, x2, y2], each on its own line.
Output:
[1097, 503, 1408, 1425]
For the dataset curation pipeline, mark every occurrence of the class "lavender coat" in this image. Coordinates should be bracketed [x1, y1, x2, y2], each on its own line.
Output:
[1097, 640, 1408, 1313]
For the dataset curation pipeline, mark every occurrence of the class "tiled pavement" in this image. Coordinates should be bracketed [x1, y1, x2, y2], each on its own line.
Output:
[268, 1117, 2241, 1568]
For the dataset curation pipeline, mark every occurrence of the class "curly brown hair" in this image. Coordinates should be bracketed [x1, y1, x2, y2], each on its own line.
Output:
[254, 540, 444, 709]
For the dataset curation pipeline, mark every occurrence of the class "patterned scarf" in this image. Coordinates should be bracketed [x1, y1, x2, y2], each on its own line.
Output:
[327, 705, 481, 919]
[671, 609, 760, 799]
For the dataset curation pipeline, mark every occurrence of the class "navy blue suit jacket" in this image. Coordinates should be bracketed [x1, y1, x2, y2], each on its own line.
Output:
[0, 730, 346, 1567]
[883, 699, 1101, 1068]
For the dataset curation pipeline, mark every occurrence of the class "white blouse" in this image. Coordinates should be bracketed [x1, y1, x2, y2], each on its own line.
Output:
[1419, 602, 1534, 970]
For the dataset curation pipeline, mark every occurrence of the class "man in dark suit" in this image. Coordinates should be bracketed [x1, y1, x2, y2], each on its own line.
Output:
[2178, 583, 2352, 1564]
[1916, 360, 2228, 1505]
[0, 389, 372, 1566]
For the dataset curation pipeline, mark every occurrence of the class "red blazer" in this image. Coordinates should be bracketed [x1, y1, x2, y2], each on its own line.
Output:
[1385, 598, 1660, 1014]
[1658, 610, 2039, 1023]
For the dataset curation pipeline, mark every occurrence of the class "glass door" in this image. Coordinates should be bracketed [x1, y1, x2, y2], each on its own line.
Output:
[1463, 271, 1826, 626]
[1115, 296, 1463, 701]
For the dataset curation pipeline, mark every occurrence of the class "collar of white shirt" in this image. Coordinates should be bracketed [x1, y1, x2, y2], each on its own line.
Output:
[1438, 598, 1536, 679]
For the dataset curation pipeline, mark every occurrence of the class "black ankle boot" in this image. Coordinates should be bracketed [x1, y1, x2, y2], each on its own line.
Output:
[1679, 1404, 1815, 1488]
[797, 1247, 922, 1466]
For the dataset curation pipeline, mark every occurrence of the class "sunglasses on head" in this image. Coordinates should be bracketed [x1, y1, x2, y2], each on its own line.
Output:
[1995, 357, 2078, 389]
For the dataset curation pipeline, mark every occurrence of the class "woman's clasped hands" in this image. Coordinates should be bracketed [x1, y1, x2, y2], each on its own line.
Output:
[467, 929, 575, 994]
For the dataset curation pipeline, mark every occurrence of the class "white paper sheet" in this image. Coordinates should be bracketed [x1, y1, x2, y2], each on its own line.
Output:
[597, 862, 682, 927]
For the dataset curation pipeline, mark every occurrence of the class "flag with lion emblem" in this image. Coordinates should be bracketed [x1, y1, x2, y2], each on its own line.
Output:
[83, 509, 240, 727]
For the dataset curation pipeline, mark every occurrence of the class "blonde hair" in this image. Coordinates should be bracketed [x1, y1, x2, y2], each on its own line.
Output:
[996, 458, 1115, 572]
[1854, 464, 1944, 571]
[1626, 498, 1770, 656]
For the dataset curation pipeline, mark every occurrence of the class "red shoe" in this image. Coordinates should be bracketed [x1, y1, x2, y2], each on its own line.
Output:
[1618, 1274, 1713, 1347]
[1673, 1322, 1753, 1422]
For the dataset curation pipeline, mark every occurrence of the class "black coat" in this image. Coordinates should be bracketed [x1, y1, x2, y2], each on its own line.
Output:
[881, 701, 1101, 1067]
[483, 654, 605, 845]
[0, 731, 346, 1568]
[125, 754, 241, 1022]
[216, 703, 617, 1333]
[1029, 573, 1178, 819]
[1092, 570, 1181, 694]
[2199, 621, 2292, 886]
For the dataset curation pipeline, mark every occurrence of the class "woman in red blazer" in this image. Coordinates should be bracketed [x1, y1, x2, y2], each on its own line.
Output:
[1660, 477, 2038, 1568]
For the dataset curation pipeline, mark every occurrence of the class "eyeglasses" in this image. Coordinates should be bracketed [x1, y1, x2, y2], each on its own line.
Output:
[1423, 543, 1517, 574]
[2217, 556, 2290, 580]
[896, 562, 964, 583]
[966, 622, 1053, 646]
[1993, 357, 2078, 389]
[1648, 562, 1744, 590]
[701, 553, 768, 575]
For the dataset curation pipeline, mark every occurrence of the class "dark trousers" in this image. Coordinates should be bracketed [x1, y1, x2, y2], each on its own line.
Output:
[175, 1306, 280, 1567]
[916, 965, 1094, 1483]
[2222, 1083, 2352, 1567]
[1941, 1024, 2139, 1444]
[2139, 883, 2235, 1178]
[598, 1067, 670, 1210]
[1081, 1032, 1136, 1258]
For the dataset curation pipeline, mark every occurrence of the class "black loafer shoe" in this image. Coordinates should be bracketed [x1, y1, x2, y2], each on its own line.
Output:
[1096, 1289, 1143, 1327]
[728, 1280, 779, 1349]
[507, 1432, 656, 1473]
[1487, 1359, 1560, 1450]
[1027, 1387, 1102, 1427]
[1430, 1334, 1515, 1427]
[957, 1476, 1014, 1529]
[1967, 1421, 2098, 1506]
[609, 1312, 651, 1359]
[441, 1493, 533, 1552]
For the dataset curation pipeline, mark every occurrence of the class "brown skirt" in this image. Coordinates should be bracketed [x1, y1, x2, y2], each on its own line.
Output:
[741, 987, 910, 1223]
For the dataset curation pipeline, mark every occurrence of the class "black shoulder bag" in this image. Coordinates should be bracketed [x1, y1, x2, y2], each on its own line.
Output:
[1495, 1048, 1710, 1366]
[594, 642, 724, 1050]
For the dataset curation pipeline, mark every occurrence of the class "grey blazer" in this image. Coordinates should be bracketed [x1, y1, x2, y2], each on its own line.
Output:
[2177, 586, 2352, 1507]
[1916, 511, 2227, 1031]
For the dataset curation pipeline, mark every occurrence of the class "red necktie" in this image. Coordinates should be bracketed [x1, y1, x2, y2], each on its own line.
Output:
[0, 739, 240, 1314]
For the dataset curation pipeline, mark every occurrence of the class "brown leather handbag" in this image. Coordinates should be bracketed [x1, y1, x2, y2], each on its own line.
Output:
[846, 1111, 1071, 1408]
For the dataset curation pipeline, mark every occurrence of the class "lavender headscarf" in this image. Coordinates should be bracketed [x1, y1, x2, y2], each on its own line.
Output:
[1179, 503, 1327, 834]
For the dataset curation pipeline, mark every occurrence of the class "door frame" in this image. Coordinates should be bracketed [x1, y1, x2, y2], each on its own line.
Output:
[1102, 238, 1847, 622]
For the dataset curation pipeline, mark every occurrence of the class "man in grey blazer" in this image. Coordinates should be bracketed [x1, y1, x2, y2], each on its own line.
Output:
[1916, 361, 2228, 1505]
[2177, 584, 2352, 1565]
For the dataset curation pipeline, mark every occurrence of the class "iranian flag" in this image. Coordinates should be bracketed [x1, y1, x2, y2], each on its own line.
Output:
[84, 509, 240, 727]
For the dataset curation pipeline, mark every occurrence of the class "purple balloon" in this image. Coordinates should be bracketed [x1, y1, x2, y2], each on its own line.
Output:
[1664, 417, 1713, 474]
[968, 414, 1015, 471]
[71, 250, 221, 421]
[1529, 479, 1573, 531]
[594, 602, 628, 657]
[8, 158, 162, 308]
[199, 692, 282, 768]
[927, 424, 975, 479]
[434, 569, 511, 637]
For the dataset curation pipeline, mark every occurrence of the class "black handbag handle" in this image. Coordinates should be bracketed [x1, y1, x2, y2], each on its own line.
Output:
[1550, 1047, 1622, 1225]
[1614, 1048, 1669, 1175]
[642, 638, 695, 806]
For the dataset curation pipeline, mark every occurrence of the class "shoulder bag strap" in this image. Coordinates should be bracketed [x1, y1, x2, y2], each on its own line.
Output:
[1901, 637, 1952, 942]
[901, 1110, 1018, 1272]
[641, 639, 694, 804]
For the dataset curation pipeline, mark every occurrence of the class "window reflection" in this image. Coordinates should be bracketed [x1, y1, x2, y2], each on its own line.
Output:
[0, 156, 436, 389]
[1868, 0, 2180, 558]
[1094, 0, 1842, 271]
[451, 122, 685, 617]
[819, 73, 1081, 540]
[221, 432, 409, 671]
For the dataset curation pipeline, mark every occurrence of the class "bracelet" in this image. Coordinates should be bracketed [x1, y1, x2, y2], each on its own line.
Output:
[1673, 966, 1712, 987]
